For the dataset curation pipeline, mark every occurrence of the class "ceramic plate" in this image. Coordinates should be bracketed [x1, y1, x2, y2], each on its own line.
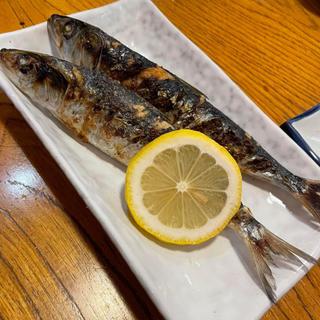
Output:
[0, 1, 320, 319]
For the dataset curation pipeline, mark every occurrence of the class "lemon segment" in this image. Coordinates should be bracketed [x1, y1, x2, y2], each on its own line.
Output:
[125, 129, 242, 245]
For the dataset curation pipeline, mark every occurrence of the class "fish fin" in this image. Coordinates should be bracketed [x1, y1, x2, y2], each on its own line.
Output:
[229, 206, 316, 303]
[299, 179, 320, 222]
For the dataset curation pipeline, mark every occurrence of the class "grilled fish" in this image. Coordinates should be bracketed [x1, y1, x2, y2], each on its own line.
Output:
[0, 49, 315, 303]
[47, 15, 320, 225]
[0, 49, 174, 164]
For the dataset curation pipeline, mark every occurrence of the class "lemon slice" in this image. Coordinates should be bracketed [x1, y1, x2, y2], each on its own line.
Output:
[125, 129, 242, 245]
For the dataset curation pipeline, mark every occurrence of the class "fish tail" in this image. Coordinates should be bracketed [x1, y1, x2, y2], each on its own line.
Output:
[297, 179, 320, 222]
[229, 205, 316, 303]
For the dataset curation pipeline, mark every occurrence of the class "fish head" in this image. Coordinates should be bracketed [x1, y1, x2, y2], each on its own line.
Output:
[48, 15, 102, 69]
[0, 48, 42, 88]
[48, 15, 84, 57]
[0, 49, 69, 110]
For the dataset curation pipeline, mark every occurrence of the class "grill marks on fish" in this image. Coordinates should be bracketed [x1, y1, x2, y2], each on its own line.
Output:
[122, 67, 175, 89]
[99, 40, 155, 81]
[55, 69, 174, 163]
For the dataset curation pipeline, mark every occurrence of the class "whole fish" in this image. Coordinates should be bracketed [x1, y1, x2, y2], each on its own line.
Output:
[47, 15, 320, 225]
[0, 49, 315, 303]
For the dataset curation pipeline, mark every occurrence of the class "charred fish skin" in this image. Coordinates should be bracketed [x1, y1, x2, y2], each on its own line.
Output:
[64, 68, 173, 164]
[0, 49, 173, 164]
[47, 15, 320, 221]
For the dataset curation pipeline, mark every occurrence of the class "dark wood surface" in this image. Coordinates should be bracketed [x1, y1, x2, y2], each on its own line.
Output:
[1, 1, 320, 319]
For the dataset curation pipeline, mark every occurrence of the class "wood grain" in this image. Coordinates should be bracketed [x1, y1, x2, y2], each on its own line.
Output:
[0, 0, 320, 319]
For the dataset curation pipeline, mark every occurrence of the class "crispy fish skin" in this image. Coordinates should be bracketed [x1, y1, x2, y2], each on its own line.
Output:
[0, 49, 172, 165]
[1, 48, 316, 303]
[47, 15, 320, 222]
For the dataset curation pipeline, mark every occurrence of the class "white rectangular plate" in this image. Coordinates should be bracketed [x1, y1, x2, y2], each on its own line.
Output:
[0, 1, 320, 319]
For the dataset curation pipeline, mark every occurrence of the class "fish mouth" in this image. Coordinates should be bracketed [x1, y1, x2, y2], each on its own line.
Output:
[0, 48, 19, 70]
[47, 14, 64, 50]
[0, 48, 10, 62]
[0, 48, 4, 64]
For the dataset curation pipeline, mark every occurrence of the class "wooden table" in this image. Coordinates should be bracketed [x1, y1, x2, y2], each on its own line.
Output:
[0, 0, 320, 319]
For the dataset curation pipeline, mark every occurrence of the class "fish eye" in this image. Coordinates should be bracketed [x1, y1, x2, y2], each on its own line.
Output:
[19, 57, 28, 65]
[18, 55, 33, 74]
[63, 22, 76, 39]
[64, 23, 72, 33]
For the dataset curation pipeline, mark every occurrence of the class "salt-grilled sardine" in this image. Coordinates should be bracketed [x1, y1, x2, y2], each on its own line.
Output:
[0, 49, 173, 164]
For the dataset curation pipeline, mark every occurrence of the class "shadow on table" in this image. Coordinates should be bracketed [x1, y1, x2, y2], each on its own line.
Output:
[5, 103, 164, 320]
[298, 0, 320, 16]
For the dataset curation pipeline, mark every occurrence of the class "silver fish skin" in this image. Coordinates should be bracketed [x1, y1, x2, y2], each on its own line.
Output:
[47, 14, 320, 223]
[0, 49, 316, 303]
